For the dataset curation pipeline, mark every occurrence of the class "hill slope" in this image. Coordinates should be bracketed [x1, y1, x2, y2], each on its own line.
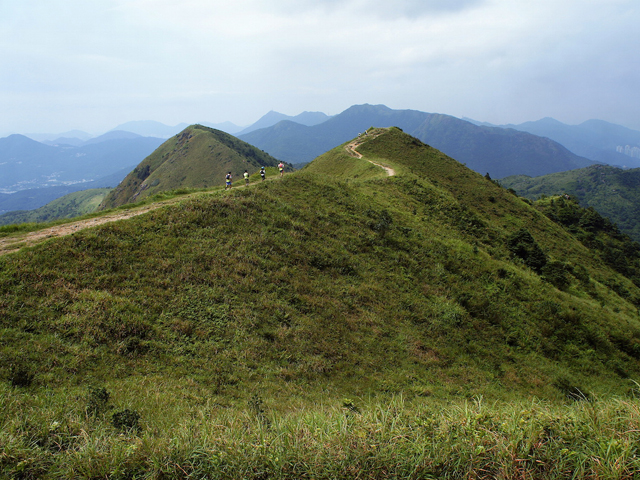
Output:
[2, 127, 640, 407]
[501, 165, 640, 241]
[0, 166, 133, 216]
[100, 124, 283, 209]
[239, 104, 595, 177]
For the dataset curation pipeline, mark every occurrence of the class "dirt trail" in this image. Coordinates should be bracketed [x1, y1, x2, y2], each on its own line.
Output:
[0, 199, 181, 257]
[0, 134, 394, 257]
[345, 129, 396, 177]
[0, 178, 275, 257]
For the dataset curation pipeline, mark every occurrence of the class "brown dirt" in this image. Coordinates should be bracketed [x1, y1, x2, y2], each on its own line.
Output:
[0, 199, 179, 257]
[344, 129, 396, 177]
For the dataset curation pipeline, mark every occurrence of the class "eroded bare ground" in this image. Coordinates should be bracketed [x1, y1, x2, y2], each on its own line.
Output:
[0, 199, 181, 257]
[344, 128, 396, 177]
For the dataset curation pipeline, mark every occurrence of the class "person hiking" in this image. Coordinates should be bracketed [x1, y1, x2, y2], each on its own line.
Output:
[278, 162, 284, 178]
[244, 170, 250, 186]
[225, 172, 232, 189]
[260, 166, 266, 181]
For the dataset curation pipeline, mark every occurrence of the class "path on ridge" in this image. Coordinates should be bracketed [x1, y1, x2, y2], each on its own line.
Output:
[1, 131, 396, 257]
[345, 129, 396, 177]
[0, 179, 269, 257]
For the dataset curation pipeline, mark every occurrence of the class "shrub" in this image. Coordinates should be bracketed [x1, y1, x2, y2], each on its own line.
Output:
[507, 228, 547, 273]
[86, 386, 111, 416]
[8, 364, 34, 388]
[112, 409, 141, 433]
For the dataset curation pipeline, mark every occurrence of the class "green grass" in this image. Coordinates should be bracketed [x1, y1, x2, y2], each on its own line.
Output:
[501, 165, 640, 242]
[100, 124, 285, 209]
[2, 382, 640, 479]
[3, 127, 640, 477]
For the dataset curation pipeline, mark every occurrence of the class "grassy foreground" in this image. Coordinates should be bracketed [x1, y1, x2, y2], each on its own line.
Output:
[2, 383, 640, 479]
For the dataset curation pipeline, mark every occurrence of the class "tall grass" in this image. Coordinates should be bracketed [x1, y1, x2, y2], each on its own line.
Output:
[2, 383, 639, 479]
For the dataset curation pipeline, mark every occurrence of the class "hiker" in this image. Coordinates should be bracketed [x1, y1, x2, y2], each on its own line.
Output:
[225, 172, 232, 189]
[244, 170, 250, 186]
[278, 162, 284, 178]
[260, 166, 266, 181]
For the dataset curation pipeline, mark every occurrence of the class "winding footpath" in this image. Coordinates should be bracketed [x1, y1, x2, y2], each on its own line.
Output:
[344, 130, 396, 177]
[0, 200, 179, 257]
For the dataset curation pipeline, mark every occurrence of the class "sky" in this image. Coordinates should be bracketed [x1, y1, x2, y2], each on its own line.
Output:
[1, 0, 639, 135]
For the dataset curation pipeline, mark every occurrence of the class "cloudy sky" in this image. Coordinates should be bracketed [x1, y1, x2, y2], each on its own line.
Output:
[1, 0, 639, 135]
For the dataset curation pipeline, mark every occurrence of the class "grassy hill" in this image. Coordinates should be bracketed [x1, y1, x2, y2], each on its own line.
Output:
[3, 128, 640, 477]
[0, 188, 111, 226]
[100, 124, 284, 209]
[501, 164, 640, 242]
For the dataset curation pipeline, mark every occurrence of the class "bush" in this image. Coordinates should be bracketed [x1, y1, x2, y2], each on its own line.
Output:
[507, 228, 547, 273]
[112, 409, 141, 433]
[86, 386, 111, 416]
[8, 364, 34, 388]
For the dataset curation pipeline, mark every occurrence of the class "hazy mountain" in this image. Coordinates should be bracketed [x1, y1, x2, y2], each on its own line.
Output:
[198, 121, 245, 134]
[82, 130, 144, 145]
[24, 129, 93, 143]
[109, 120, 190, 138]
[475, 117, 640, 168]
[0, 165, 134, 214]
[111, 120, 245, 137]
[237, 110, 331, 135]
[412, 114, 595, 178]
[0, 133, 163, 194]
[99, 125, 283, 209]
[42, 137, 87, 147]
[239, 104, 595, 178]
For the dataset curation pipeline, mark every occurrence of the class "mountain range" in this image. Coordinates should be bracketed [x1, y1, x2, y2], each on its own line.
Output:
[0, 133, 163, 194]
[4, 104, 640, 228]
[238, 104, 596, 178]
[467, 117, 640, 168]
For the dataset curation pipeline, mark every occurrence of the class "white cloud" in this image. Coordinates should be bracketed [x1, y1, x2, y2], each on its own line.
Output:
[0, 0, 639, 132]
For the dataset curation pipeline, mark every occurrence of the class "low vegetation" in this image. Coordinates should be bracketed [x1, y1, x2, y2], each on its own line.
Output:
[501, 164, 640, 241]
[2, 127, 640, 478]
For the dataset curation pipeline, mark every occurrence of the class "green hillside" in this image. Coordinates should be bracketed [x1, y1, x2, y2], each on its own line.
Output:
[0, 188, 110, 226]
[100, 124, 283, 209]
[502, 164, 640, 241]
[3, 128, 640, 477]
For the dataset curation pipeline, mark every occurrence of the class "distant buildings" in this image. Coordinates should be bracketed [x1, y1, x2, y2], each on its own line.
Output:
[616, 145, 640, 159]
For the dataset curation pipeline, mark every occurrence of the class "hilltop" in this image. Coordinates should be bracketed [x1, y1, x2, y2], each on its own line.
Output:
[501, 164, 640, 242]
[99, 124, 284, 209]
